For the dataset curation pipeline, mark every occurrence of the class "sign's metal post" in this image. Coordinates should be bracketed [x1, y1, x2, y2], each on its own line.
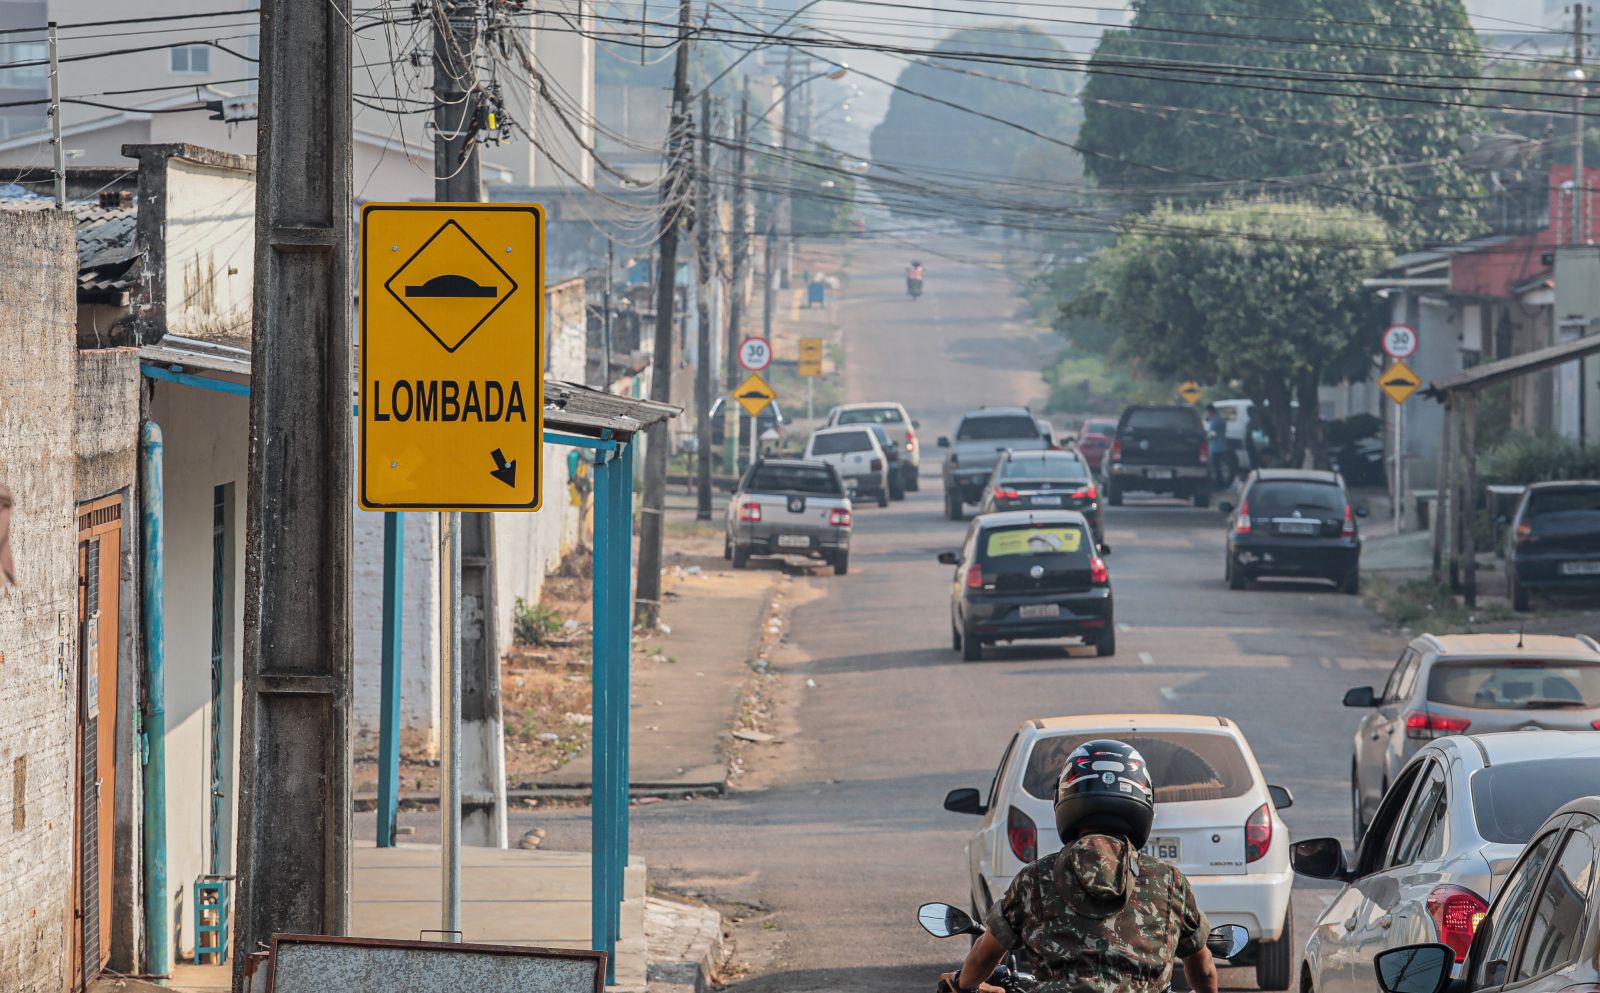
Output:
[441, 510, 463, 940]
[590, 447, 616, 981]
[1394, 404, 1405, 535]
[807, 377, 813, 423]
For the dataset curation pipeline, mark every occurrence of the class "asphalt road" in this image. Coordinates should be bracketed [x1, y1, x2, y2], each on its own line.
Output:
[384, 240, 1402, 991]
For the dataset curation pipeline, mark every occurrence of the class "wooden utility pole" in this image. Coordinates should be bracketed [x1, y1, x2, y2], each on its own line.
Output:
[695, 90, 715, 519]
[232, 0, 353, 985]
[725, 79, 750, 397]
[636, 0, 693, 626]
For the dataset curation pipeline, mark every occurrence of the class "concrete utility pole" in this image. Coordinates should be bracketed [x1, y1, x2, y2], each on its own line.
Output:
[1576, 4, 1588, 246]
[726, 79, 750, 398]
[635, 0, 693, 626]
[777, 49, 795, 290]
[602, 236, 615, 386]
[232, 0, 353, 986]
[695, 90, 716, 520]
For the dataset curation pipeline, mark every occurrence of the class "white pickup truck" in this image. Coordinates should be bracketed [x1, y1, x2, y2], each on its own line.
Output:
[804, 425, 891, 507]
[724, 458, 854, 575]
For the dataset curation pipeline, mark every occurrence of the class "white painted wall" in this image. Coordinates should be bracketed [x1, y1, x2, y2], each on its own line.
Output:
[163, 158, 255, 340]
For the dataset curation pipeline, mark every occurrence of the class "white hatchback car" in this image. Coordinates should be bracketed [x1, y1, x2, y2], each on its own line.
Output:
[944, 714, 1296, 989]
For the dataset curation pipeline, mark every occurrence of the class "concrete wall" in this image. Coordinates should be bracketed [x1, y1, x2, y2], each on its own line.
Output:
[146, 380, 248, 962]
[0, 208, 79, 993]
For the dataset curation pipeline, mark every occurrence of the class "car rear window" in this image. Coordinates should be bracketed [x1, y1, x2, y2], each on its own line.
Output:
[1085, 420, 1116, 436]
[1124, 408, 1201, 433]
[980, 524, 1090, 561]
[1470, 757, 1600, 844]
[1022, 732, 1255, 802]
[1525, 489, 1600, 532]
[836, 407, 903, 425]
[1427, 660, 1600, 709]
[748, 466, 840, 495]
[809, 431, 873, 456]
[957, 415, 1038, 441]
[1001, 456, 1088, 482]
[1247, 481, 1345, 515]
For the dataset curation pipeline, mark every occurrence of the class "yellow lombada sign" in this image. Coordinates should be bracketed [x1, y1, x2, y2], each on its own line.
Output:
[735, 374, 777, 417]
[360, 203, 545, 511]
[1378, 360, 1421, 406]
[798, 336, 823, 377]
[1178, 381, 1203, 404]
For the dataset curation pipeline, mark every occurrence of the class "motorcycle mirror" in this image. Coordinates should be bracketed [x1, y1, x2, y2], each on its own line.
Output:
[917, 902, 979, 939]
[1206, 924, 1249, 960]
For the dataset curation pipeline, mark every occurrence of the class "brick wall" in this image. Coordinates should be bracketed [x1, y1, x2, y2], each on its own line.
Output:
[0, 208, 80, 993]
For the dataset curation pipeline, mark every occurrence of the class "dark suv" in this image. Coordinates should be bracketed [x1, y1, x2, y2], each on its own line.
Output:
[1505, 480, 1600, 611]
[938, 510, 1115, 661]
[977, 449, 1106, 551]
[1102, 404, 1211, 507]
[1219, 469, 1364, 593]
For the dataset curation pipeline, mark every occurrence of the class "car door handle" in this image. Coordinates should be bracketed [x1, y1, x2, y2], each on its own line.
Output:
[1377, 915, 1393, 930]
[1344, 917, 1358, 931]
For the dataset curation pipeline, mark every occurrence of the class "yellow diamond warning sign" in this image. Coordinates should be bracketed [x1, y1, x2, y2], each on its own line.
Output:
[734, 374, 777, 418]
[360, 202, 545, 511]
[1378, 360, 1422, 406]
[1178, 380, 1203, 404]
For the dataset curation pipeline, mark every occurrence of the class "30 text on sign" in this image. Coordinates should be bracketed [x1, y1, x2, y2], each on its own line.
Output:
[360, 203, 545, 511]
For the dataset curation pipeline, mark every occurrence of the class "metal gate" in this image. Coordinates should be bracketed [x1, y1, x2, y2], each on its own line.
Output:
[76, 495, 123, 989]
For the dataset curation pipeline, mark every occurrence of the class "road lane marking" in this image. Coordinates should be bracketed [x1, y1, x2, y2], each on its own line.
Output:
[1159, 686, 1178, 701]
[1138, 651, 1154, 666]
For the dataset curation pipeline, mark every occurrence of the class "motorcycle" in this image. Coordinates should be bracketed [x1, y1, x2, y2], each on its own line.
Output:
[908, 277, 924, 299]
[918, 901, 1249, 993]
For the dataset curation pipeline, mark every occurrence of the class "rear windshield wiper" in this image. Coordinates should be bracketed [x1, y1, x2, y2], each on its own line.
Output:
[1519, 698, 1588, 710]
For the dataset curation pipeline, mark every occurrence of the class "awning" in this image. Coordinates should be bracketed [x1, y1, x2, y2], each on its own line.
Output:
[1424, 333, 1600, 397]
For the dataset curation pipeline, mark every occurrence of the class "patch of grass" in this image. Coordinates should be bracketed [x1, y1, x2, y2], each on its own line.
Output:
[1362, 576, 1515, 634]
[512, 596, 564, 646]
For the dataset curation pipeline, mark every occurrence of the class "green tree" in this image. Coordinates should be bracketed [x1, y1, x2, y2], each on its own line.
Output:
[1077, 0, 1487, 244]
[1077, 200, 1390, 465]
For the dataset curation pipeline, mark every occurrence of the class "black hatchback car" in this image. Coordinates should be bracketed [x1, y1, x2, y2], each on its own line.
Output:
[1505, 481, 1600, 611]
[938, 510, 1114, 661]
[977, 449, 1106, 551]
[1219, 469, 1365, 593]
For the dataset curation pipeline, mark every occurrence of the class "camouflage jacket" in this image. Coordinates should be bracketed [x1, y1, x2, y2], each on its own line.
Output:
[984, 833, 1207, 993]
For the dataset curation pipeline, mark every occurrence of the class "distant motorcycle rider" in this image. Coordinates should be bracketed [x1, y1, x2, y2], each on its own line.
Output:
[940, 740, 1219, 993]
[907, 260, 926, 296]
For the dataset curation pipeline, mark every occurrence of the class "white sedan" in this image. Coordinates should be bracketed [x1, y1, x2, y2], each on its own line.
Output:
[944, 714, 1296, 990]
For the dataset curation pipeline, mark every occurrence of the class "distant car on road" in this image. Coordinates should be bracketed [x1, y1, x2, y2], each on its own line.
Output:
[1372, 792, 1600, 993]
[1102, 404, 1211, 507]
[709, 395, 786, 450]
[724, 458, 852, 574]
[823, 402, 921, 491]
[1218, 469, 1364, 594]
[976, 449, 1105, 551]
[1504, 481, 1600, 611]
[804, 425, 890, 507]
[1074, 417, 1118, 474]
[938, 406, 1052, 520]
[1295, 731, 1600, 993]
[943, 714, 1295, 989]
[937, 509, 1113, 660]
[864, 423, 908, 501]
[1344, 633, 1600, 841]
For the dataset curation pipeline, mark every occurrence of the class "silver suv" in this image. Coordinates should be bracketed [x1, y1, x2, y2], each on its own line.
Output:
[1345, 632, 1600, 841]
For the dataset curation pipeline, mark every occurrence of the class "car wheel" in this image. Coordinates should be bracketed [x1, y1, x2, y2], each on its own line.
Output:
[952, 624, 962, 652]
[1096, 623, 1116, 657]
[945, 491, 963, 521]
[732, 544, 750, 569]
[906, 471, 920, 492]
[961, 622, 983, 662]
[1105, 480, 1122, 507]
[1255, 906, 1293, 991]
[1228, 555, 1246, 591]
[877, 487, 890, 508]
[1512, 575, 1530, 612]
[1192, 488, 1211, 509]
[833, 551, 849, 576]
[723, 534, 733, 560]
[889, 472, 906, 502]
[1340, 570, 1360, 596]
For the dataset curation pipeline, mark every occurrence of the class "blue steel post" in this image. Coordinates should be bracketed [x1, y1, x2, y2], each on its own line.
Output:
[376, 512, 405, 846]
[590, 450, 617, 981]
[139, 421, 170, 978]
[615, 441, 635, 936]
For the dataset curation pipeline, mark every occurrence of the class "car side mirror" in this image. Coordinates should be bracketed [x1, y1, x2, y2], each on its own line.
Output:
[943, 787, 986, 815]
[1343, 686, 1377, 708]
[1217, 500, 1234, 515]
[1355, 503, 1371, 518]
[1291, 837, 1353, 882]
[1374, 944, 1456, 993]
[913, 419, 921, 428]
[1268, 784, 1294, 810]
[937, 551, 959, 565]
[937, 437, 950, 448]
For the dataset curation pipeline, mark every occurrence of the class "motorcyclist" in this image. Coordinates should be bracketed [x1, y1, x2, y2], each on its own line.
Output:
[940, 740, 1219, 993]
[907, 260, 925, 294]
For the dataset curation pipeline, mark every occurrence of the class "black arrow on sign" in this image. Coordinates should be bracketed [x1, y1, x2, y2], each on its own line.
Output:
[489, 448, 517, 488]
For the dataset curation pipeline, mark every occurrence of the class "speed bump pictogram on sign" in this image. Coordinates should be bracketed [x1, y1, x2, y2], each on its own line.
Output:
[1378, 360, 1422, 405]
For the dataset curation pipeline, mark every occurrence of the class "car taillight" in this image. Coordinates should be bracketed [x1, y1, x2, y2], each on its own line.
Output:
[1342, 503, 1356, 538]
[1071, 484, 1098, 500]
[870, 458, 883, 472]
[1591, 719, 1600, 730]
[828, 508, 852, 527]
[739, 502, 762, 522]
[995, 487, 1020, 499]
[1110, 440, 1122, 462]
[965, 563, 984, 589]
[1090, 556, 1109, 585]
[1426, 884, 1486, 962]
[1515, 521, 1532, 544]
[1199, 443, 1209, 466]
[906, 429, 916, 452]
[1007, 806, 1038, 863]
[1245, 802, 1272, 863]
[1234, 501, 1251, 535]
[1404, 710, 1471, 740]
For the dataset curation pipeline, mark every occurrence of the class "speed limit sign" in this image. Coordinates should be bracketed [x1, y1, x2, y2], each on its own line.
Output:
[1382, 324, 1418, 360]
[738, 336, 772, 372]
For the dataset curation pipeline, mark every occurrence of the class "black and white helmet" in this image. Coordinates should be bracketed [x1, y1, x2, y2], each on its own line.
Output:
[1054, 739, 1155, 847]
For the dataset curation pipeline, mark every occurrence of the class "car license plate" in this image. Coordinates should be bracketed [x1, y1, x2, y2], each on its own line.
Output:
[1561, 560, 1600, 575]
[1030, 495, 1063, 506]
[777, 535, 811, 549]
[1146, 469, 1175, 479]
[1018, 604, 1060, 619]
[1142, 837, 1181, 862]
[1278, 521, 1317, 535]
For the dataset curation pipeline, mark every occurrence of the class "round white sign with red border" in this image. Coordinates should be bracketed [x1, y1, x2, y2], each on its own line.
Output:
[1382, 324, 1419, 360]
[738, 336, 772, 372]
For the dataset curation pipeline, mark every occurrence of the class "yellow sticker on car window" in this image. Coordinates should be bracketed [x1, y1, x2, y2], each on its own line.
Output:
[985, 526, 1084, 557]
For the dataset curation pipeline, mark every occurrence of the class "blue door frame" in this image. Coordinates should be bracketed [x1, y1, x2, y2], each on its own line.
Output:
[374, 430, 634, 984]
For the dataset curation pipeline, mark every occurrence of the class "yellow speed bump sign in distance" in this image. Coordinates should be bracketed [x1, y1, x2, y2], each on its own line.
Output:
[735, 373, 777, 418]
[1178, 381, 1203, 404]
[360, 202, 545, 511]
[798, 336, 823, 377]
[1378, 360, 1422, 405]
